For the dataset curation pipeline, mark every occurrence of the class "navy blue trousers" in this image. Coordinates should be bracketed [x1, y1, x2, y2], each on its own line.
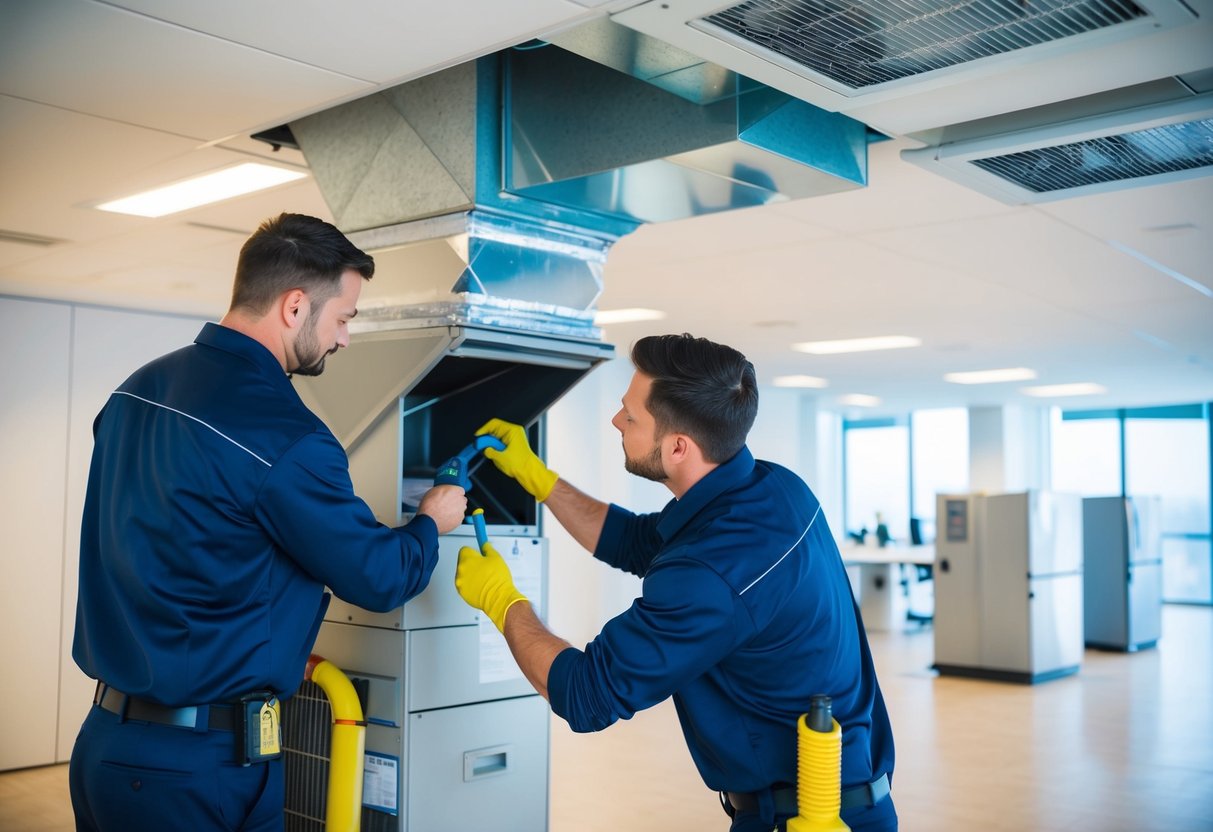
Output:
[70, 705, 284, 831]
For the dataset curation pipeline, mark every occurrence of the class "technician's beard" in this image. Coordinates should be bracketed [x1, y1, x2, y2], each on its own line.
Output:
[624, 442, 668, 483]
[290, 320, 337, 377]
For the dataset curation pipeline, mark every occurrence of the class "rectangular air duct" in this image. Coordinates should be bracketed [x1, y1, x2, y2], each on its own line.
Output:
[286, 44, 869, 338]
[613, 0, 1213, 135]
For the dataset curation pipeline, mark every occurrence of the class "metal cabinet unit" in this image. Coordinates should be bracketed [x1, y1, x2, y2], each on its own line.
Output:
[288, 321, 612, 830]
[934, 491, 1084, 683]
[1083, 496, 1163, 652]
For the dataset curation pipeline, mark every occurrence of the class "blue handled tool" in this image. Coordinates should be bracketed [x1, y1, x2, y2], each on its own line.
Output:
[470, 508, 489, 555]
[433, 434, 507, 491]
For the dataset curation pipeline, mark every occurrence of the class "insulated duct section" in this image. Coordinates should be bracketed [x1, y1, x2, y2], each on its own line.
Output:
[286, 41, 868, 338]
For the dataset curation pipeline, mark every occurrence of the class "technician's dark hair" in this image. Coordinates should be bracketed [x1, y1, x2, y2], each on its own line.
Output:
[630, 333, 758, 464]
[229, 213, 375, 315]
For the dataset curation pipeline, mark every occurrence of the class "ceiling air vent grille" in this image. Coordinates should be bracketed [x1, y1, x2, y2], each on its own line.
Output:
[970, 117, 1213, 192]
[701, 0, 1150, 89]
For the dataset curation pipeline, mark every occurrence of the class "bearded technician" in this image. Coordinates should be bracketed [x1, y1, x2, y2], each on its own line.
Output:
[456, 333, 897, 832]
[70, 213, 466, 830]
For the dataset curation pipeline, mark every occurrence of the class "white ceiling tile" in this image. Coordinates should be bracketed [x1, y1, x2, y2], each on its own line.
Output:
[768, 139, 1017, 234]
[865, 209, 1203, 308]
[106, 0, 599, 84]
[0, 97, 201, 242]
[0, 0, 373, 140]
[0, 239, 58, 270]
[608, 204, 838, 268]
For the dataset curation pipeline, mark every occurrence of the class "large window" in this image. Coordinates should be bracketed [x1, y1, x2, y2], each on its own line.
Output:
[844, 409, 969, 546]
[911, 408, 969, 543]
[844, 419, 909, 544]
[1051, 412, 1122, 497]
[1125, 408, 1211, 604]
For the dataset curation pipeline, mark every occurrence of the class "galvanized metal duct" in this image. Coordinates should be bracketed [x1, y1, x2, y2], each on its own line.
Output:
[289, 35, 868, 335]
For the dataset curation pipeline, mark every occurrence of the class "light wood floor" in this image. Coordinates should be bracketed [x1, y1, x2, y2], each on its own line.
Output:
[5, 605, 1210, 831]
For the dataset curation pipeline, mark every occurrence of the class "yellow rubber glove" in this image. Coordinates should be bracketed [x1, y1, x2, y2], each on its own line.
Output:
[455, 542, 529, 632]
[476, 418, 559, 501]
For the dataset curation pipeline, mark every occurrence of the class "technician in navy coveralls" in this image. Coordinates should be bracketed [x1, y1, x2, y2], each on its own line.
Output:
[457, 334, 897, 832]
[70, 213, 467, 831]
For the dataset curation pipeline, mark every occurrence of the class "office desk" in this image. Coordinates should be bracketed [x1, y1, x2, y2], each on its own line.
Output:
[840, 544, 935, 632]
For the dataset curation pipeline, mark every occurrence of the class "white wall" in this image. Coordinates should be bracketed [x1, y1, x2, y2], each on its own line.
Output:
[0, 298, 71, 771]
[0, 296, 208, 769]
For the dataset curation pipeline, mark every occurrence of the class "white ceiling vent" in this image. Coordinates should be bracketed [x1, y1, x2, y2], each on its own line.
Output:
[613, 0, 1213, 135]
[900, 90, 1213, 202]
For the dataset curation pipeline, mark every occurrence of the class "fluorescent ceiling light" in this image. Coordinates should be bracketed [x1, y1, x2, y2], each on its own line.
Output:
[944, 367, 1037, 385]
[838, 394, 881, 407]
[1021, 382, 1107, 398]
[593, 307, 667, 325]
[96, 162, 308, 218]
[792, 336, 921, 355]
[772, 374, 828, 388]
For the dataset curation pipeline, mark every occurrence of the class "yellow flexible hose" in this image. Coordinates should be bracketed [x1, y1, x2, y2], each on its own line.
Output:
[306, 655, 366, 832]
[786, 708, 850, 832]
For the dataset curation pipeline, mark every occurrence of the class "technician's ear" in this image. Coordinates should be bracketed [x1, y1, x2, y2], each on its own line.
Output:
[667, 433, 692, 463]
[280, 288, 309, 330]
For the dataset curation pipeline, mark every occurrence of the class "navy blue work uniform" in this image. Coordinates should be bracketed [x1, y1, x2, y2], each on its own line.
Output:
[70, 323, 440, 831]
[547, 448, 897, 831]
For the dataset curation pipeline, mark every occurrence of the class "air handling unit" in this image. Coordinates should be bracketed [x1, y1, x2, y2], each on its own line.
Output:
[612, 0, 1213, 136]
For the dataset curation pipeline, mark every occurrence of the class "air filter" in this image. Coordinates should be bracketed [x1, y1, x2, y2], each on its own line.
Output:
[901, 91, 1213, 202]
[613, 0, 1205, 135]
[702, 0, 1150, 89]
[970, 117, 1213, 192]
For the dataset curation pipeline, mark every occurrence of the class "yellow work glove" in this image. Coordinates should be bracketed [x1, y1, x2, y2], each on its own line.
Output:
[455, 542, 529, 632]
[476, 418, 559, 501]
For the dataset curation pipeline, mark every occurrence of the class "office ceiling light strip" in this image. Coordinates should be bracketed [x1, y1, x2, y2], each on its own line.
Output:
[700, 0, 1148, 89]
[970, 117, 1213, 192]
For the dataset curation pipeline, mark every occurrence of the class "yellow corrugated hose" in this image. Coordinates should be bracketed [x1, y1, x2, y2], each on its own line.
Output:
[786, 697, 851, 832]
[306, 655, 366, 832]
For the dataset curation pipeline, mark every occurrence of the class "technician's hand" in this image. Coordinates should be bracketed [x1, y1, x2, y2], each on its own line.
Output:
[476, 418, 559, 501]
[455, 542, 529, 632]
[417, 485, 467, 534]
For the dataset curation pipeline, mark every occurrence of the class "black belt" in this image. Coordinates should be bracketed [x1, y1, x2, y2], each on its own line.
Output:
[93, 682, 235, 732]
[726, 772, 890, 815]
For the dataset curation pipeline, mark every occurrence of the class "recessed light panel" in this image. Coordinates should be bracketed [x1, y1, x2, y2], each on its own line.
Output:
[593, 308, 668, 325]
[944, 367, 1037, 384]
[792, 336, 921, 355]
[838, 394, 881, 407]
[773, 375, 828, 388]
[1021, 383, 1108, 397]
[96, 162, 308, 218]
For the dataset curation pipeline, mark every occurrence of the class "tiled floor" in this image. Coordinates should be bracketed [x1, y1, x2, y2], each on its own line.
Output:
[4, 606, 1210, 831]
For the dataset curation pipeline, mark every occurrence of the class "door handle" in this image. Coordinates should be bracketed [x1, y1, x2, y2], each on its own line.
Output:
[464, 744, 512, 781]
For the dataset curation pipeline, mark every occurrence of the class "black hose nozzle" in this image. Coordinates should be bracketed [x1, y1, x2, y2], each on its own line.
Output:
[807, 694, 833, 733]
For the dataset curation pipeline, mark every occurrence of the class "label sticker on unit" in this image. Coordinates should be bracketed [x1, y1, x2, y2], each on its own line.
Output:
[479, 539, 544, 685]
[478, 620, 521, 684]
[362, 751, 399, 815]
